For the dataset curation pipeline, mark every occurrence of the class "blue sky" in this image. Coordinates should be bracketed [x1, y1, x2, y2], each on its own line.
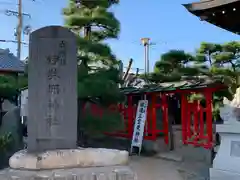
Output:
[0, 0, 239, 72]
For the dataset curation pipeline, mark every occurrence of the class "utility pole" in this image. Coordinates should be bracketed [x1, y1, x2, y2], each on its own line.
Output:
[141, 38, 156, 75]
[141, 38, 151, 75]
[141, 38, 149, 75]
[0, 0, 33, 59]
[17, 0, 23, 60]
[0, 0, 34, 107]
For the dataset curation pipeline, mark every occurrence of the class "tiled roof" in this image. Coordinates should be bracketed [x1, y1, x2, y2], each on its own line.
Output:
[183, 0, 239, 11]
[0, 49, 25, 73]
[120, 76, 225, 94]
[183, 0, 240, 34]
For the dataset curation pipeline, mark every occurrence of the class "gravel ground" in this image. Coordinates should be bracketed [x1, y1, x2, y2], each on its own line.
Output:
[129, 156, 182, 180]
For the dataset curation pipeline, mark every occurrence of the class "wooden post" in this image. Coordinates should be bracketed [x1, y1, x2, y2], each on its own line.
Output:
[151, 93, 157, 140]
[205, 91, 213, 146]
[181, 93, 187, 144]
[127, 95, 134, 138]
[162, 94, 169, 145]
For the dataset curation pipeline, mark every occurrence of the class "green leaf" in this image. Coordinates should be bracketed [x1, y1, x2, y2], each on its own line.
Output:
[197, 42, 222, 54]
[222, 41, 240, 54]
[213, 52, 235, 64]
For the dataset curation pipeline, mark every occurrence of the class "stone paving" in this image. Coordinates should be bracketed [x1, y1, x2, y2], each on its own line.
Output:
[129, 156, 182, 180]
[0, 166, 134, 180]
[0, 155, 209, 180]
[129, 156, 210, 180]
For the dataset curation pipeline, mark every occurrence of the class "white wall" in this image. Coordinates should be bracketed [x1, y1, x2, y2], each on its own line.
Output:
[20, 89, 28, 116]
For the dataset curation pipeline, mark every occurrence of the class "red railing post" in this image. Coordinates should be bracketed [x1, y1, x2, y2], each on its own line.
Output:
[151, 93, 157, 140]
[127, 95, 134, 138]
[123, 104, 128, 129]
[205, 91, 213, 148]
[162, 93, 169, 145]
[198, 101, 205, 140]
[181, 93, 187, 144]
[186, 102, 191, 140]
[193, 101, 199, 143]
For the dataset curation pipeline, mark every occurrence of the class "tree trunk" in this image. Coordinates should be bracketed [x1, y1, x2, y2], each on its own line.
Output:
[123, 58, 133, 81]
[84, 26, 91, 40]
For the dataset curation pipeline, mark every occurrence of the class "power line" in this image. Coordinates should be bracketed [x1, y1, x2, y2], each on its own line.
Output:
[0, 0, 36, 59]
[0, 39, 28, 45]
[4, 9, 31, 18]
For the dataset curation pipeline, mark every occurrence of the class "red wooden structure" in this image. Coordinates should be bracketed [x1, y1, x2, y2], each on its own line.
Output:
[180, 87, 219, 149]
[84, 78, 226, 149]
[105, 93, 170, 143]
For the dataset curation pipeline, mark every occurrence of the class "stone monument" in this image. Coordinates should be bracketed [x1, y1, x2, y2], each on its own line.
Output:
[210, 88, 240, 180]
[28, 25, 78, 152]
[0, 26, 134, 180]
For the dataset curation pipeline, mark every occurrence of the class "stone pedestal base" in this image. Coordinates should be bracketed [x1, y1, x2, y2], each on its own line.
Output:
[210, 124, 240, 180]
[0, 166, 135, 180]
[5, 148, 135, 180]
[9, 148, 129, 170]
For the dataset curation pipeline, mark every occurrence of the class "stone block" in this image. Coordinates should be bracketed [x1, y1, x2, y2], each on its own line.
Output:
[9, 148, 129, 170]
[0, 166, 135, 180]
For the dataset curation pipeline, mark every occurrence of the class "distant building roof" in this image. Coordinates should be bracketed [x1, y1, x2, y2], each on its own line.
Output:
[121, 76, 226, 94]
[0, 48, 25, 73]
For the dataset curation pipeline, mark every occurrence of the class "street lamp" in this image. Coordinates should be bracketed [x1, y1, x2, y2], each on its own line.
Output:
[141, 38, 150, 75]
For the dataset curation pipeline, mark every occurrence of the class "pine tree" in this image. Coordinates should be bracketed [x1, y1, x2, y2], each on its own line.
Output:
[195, 42, 240, 120]
[150, 42, 240, 121]
[63, 0, 124, 138]
[63, 0, 120, 68]
[152, 42, 240, 121]
[150, 50, 197, 82]
[63, 0, 123, 104]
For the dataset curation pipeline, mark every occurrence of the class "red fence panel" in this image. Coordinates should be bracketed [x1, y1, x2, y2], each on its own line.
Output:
[81, 93, 169, 142]
[181, 91, 213, 149]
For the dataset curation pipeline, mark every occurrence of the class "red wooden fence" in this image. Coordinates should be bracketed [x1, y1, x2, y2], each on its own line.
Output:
[81, 88, 220, 149]
[181, 91, 213, 149]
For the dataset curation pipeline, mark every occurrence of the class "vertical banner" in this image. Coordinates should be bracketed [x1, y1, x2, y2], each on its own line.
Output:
[130, 100, 148, 155]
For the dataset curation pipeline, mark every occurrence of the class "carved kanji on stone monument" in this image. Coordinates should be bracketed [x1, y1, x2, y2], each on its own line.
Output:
[28, 26, 78, 152]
